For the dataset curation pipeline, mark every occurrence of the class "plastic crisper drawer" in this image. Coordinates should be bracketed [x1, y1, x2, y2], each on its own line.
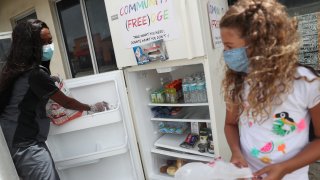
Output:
[57, 153, 135, 179]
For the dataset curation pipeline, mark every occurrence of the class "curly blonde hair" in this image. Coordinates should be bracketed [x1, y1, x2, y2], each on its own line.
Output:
[220, 0, 300, 121]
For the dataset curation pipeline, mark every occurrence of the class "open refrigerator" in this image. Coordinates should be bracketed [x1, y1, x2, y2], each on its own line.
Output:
[46, 0, 230, 179]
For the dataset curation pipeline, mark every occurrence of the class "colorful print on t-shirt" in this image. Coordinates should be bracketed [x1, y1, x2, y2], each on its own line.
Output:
[250, 140, 288, 164]
[272, 112, 296, 136]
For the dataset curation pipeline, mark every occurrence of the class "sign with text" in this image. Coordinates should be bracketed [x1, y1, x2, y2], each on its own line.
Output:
[119, 0, 179, 48]
[296, 12, 320, 70]
[208, 0, 226, 48]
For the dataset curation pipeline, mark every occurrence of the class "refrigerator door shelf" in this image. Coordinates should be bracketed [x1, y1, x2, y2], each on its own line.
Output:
[151, 147, 212, 162]
[49, 106, 121, 135]
[55, 137, 128, 170]
[154, 133, 215, 158]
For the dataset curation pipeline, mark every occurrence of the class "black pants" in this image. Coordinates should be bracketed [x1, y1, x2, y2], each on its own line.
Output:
[12, 142, 60, 180]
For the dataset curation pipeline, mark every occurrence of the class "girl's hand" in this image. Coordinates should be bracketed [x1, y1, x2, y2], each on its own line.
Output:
[230, 152, 248, 168]
[253, 163, 287, 180]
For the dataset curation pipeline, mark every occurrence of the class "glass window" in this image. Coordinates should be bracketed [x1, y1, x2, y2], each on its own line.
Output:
[227, 0, 237, 6]
[0, 32, 12, 73]
[281, 0, 320, 70]
[15, 12, 37, 25]
[84, 0, 117, 73]
[56, 0, 117, 78]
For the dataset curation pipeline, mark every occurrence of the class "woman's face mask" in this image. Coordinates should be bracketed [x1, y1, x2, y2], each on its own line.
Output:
[223, 47, 249, 73]
[42, 43, 54, 61]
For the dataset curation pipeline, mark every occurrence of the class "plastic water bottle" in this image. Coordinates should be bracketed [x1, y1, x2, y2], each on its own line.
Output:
[182, 78, 190, 103]
[196, 80, 207, 102]
[189, 80, 198, 103]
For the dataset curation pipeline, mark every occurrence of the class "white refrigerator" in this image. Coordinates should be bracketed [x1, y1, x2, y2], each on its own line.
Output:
[46, 0, 230, 179]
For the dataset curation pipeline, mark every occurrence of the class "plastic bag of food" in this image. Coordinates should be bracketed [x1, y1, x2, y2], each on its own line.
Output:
[175, 160, 253, 180]
[46, 76, 83, 125]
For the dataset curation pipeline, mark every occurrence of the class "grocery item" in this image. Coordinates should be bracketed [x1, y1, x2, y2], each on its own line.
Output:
[46, 76, 83, 125]
[158, 122, 188, 134]
[160, 165, 168, 173]
[198, 143, 207, 153]
[180, 133, 198, 149]
[167, 166, 177, 176]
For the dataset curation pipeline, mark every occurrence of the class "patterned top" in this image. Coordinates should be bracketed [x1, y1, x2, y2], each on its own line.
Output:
[239, 66, 320, 179]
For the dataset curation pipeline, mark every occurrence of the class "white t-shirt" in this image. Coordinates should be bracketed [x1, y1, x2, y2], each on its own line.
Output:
[239, 67, 320, 179]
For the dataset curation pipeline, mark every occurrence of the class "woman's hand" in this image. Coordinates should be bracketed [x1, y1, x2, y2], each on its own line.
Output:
[230, 152, 248, 168]
[253, 163, 287, 180]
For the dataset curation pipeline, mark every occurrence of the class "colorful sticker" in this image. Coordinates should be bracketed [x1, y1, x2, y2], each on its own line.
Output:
[250, 141, 277, 164]
[260, 156, 272, 164]
[272, 112, 296, 136]
[250, 148, 260, 158]
[277, 143, 286, 154]
[296, 119, 307, 133]
[260, 142, 274, 153]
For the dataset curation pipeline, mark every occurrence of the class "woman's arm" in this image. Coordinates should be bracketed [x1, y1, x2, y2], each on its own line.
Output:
[50, 90, 90, 111]
[254, 103, 320, 179]
[225, 103, 248, 167]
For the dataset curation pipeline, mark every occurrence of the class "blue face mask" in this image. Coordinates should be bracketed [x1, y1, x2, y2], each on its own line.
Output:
[42, 43, 54, 61]
[223, 47, 249, 73]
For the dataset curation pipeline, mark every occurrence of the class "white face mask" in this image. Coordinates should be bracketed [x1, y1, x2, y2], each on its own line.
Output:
[42, 43, 54, 61]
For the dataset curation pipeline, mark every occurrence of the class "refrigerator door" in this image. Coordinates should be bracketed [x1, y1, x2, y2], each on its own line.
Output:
[104, 0, 205, 69]
[46, 70, 144, 180]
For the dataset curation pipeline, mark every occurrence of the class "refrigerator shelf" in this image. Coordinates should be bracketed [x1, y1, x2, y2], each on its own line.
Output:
[154, 133, 215, 158]
[151, 117, 211, 123]
[151, 147, 213, 162]
[49, 107, 121, 135]
[148, 102, 209, 107]
[54, 144, 128, 170]
[150, 174, 174, 180]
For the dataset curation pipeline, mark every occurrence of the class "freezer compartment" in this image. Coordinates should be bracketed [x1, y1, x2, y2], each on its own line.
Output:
[47, 120, 127, 169]
[57, 153, 136, 180]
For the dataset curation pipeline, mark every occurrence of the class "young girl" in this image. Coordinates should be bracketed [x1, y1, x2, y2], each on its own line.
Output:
[220, 0, 320, 179]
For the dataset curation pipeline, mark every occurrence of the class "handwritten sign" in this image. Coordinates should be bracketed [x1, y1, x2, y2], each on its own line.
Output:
[208, 0, 226, 48]
[119, 0, 179, 48]
[296, 12, 320, 70]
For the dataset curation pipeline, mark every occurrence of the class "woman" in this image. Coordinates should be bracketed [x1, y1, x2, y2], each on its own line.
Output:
[0, 19, 106, 180]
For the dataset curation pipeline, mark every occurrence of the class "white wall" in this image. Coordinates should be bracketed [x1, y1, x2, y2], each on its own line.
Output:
[0, 0, 67, 79]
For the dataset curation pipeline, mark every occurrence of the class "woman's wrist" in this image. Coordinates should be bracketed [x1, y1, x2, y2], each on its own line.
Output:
[85, 104, 91, 111]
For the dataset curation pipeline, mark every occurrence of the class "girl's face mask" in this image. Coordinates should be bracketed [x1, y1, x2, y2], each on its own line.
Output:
[223, 47, 249, 73]
[42, 43, 54, 61]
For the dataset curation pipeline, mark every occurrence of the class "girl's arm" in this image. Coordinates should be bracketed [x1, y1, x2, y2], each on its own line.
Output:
[254, 103, 320, 179]
[225, 103, 248, 167]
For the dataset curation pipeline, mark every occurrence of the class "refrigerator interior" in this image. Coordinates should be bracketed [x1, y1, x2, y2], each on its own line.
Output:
[47, 71, 142, 180]
[125, 62, 216, 179]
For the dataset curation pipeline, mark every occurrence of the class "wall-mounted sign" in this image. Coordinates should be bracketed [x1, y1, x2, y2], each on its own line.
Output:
[119, 0, 179, 48]
[208, 0, 226, 48]
[296, 12, 320, 70]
